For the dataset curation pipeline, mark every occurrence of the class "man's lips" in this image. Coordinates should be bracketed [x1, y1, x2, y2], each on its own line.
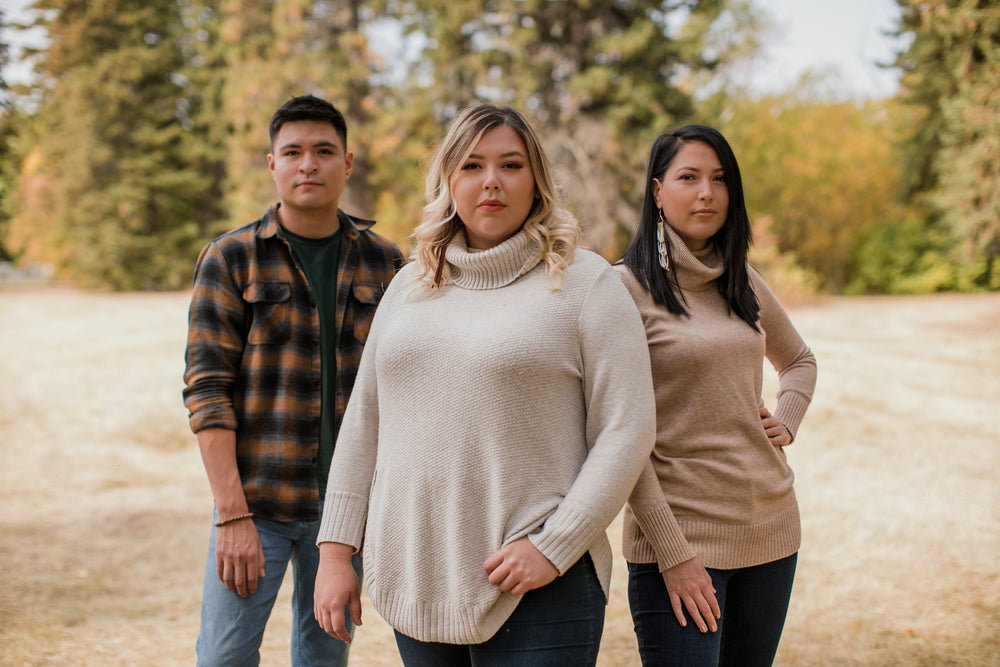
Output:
[297, 180, 323, 188]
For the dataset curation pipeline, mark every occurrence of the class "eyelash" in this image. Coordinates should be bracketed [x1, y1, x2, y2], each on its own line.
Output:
[461, 162, 523, 170]
[679, 174, 725, 182]
[284, 149, 335, 156]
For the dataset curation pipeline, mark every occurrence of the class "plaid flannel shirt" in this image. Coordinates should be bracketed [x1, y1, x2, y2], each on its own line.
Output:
[183, 205, 403, 522]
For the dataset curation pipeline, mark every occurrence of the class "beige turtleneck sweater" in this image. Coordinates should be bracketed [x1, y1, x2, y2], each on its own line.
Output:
[615, 223, 816, 571]
[318, 230, 656, 644]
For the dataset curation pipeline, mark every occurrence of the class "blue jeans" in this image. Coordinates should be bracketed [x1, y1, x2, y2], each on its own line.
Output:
[394, 554, 605, 666]
[196, 509, 363, 667]
[628, 553, 797, 667]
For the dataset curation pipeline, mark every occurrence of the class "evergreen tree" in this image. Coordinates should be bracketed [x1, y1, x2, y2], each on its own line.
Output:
[0, 7, 18, 262]
[190, 0, 391, 234]
[6, 0, 220, 289]
[382, 0, 755, 256]
[895, 0, 1000, 288]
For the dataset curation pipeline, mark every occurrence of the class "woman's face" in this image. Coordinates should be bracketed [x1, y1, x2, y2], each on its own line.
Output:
[652, 141, 728, 252]
[450, 125, 537, 250]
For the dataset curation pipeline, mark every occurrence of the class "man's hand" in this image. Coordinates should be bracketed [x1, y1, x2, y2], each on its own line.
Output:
[214, 518, 266, 597]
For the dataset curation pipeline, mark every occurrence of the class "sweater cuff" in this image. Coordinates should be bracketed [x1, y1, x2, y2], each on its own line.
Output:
[632, 505, 697, 570]
[774, 390, 811, 441]
[317, 491, 368, 550]
[529, 505, 601, 575]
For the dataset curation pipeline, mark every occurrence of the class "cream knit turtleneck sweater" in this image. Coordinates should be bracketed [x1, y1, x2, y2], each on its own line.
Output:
[615, 223, 816, 571]
[319, 230, 656, 644]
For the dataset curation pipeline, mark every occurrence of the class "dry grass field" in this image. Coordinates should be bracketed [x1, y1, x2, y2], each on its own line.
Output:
[1, 286, 998, 666]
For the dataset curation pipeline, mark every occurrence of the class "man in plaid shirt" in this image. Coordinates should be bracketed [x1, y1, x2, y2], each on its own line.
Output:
[183, 95, 402, 666]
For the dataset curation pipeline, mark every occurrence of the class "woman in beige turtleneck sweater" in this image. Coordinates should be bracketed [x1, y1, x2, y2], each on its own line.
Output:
[616, 125, 817, 667]
[311, 104, 656, 666]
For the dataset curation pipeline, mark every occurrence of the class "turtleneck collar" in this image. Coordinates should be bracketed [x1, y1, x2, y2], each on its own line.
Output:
[663, 222, 725, 292]
[445, 228, 543, 290]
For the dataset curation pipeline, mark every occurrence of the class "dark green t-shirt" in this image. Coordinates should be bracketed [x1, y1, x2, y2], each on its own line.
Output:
[283, 226, 341, 497]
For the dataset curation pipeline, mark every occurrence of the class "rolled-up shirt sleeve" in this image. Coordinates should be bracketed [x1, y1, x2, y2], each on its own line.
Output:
[183, 241, 247, 433]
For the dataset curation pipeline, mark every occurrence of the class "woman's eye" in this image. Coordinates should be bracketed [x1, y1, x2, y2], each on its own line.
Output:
[503, 162, 523, 169]
[461, 163, 481, 170]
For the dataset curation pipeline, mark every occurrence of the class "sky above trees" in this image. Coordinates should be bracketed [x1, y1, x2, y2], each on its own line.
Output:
[2, 0, 906, 99]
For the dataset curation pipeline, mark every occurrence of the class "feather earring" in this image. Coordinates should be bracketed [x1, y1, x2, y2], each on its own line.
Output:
[656, 208, 670, 272]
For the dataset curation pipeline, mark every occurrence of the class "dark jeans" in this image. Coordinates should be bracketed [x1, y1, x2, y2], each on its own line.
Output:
[627, 553, 797, 667]
[394, 554, 605, 666]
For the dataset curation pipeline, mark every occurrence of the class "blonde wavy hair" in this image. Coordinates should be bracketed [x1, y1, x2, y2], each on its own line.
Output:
[411, 103, 581, 290]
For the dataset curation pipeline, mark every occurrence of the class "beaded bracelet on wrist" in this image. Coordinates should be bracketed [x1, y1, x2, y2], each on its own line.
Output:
[214, 512, 254, 527]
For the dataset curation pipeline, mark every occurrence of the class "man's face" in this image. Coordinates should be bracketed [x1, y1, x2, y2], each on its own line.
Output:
[267, 120, 353, 215]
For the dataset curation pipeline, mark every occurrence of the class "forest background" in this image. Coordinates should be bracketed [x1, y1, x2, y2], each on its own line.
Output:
[0, 0, 998, 295]
[0, 2, 999, 666]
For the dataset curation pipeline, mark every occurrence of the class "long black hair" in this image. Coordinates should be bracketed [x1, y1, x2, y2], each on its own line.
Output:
[620, 124, 760, 331]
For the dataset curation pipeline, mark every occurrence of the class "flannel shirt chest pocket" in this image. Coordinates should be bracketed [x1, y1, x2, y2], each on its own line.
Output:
[244, 281, 291, 345]
[350, 282, 385, 343]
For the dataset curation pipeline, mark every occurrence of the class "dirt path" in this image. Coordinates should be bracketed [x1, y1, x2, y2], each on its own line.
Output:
[1, 288, 997, 666]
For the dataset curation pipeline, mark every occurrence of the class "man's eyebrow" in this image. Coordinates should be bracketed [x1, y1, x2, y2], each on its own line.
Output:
[279, 140, 339, 151]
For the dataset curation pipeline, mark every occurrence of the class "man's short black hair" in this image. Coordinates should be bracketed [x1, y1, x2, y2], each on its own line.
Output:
[269, 95, 348, 150]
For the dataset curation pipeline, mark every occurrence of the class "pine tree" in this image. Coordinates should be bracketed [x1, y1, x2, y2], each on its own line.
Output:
[0, 7, 18, 262]
[380, 0, 752, 256]
[6, 0, 221, 289]
[190, 0, 391, 233]
[895, 0, 1000, 288]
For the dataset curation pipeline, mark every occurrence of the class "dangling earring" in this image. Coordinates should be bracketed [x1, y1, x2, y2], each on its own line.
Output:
[656, 208, 670, 273]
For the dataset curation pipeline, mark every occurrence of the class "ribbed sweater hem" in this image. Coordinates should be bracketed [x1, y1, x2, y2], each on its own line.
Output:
[624, 502, 801, 571]
[368, 542, 613, 645]
[624, 504, 696, 569]
[370, 582, 522, 645]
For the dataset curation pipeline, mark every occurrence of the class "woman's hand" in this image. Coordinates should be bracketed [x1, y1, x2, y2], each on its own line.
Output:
[484, 537, 558, 595]
[313, 543, 362, 643]
[662, 556, 721, 633]
[759, 406, 792, 447]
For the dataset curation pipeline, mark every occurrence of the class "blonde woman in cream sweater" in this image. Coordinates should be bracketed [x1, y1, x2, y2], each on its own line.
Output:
[616, 125, 817, 667]
[312, 104, 656, 666]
